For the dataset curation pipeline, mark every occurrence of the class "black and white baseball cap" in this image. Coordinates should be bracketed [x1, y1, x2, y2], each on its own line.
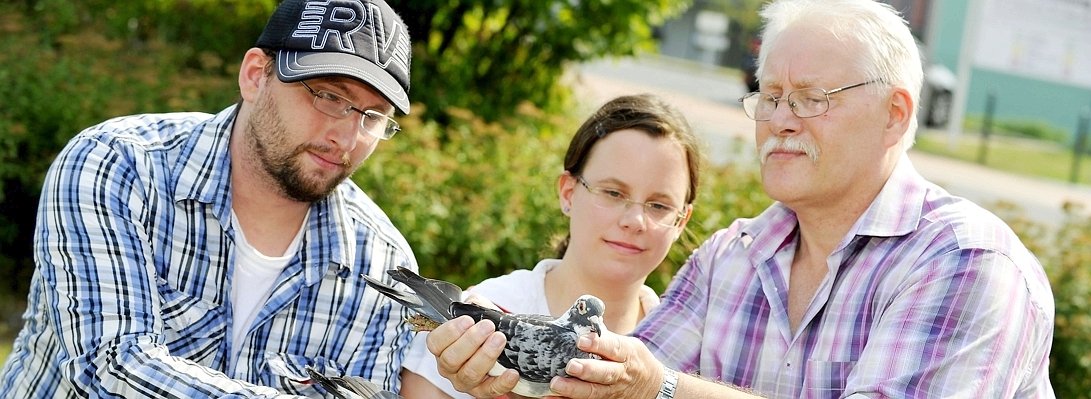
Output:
[256, 0, 412, 114]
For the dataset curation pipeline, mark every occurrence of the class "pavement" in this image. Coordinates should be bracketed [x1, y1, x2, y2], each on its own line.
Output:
[568, 55, 1091, 227]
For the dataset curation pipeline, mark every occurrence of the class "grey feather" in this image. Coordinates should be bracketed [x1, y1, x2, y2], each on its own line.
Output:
[305, 366, 401, 399]
[362, 266, 463, 324]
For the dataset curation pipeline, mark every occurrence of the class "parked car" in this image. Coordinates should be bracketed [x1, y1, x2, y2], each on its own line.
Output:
[922, 63, 957, 128]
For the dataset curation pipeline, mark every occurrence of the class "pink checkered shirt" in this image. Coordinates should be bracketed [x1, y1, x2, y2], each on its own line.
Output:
[634, 157, 1055, 398]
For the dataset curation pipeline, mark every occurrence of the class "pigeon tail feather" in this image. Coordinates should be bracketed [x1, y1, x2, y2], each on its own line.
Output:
[362, 266, 464, 324]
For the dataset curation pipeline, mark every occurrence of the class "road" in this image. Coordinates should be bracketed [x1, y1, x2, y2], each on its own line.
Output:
[569, 56, 1091, 227]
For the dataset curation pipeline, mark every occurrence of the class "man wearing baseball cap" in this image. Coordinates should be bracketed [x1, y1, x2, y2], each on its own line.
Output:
[0, 0, 419, 397]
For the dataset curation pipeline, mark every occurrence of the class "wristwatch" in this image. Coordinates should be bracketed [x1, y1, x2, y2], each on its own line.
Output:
[656, 366, 678, 399]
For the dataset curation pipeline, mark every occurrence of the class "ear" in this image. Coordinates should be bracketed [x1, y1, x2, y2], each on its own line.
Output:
[882, 86, 914, 148]
[672, 205, 694, 240]
[239, 48, 273, 103]
[557, 172, 577, 214]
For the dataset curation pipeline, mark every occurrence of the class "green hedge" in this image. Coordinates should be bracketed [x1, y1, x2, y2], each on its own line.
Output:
[994, 202, 1091, 395]
[354, 105, 573, 288]
[0, 5, 237, 295]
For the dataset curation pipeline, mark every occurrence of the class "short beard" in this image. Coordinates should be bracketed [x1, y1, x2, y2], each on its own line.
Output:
[246, 94, 350, 203]
[759, 136, 820, 165]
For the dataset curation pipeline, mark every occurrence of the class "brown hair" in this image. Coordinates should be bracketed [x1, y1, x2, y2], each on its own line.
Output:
[553, 94, 703, 257]
[260, 48, 277, 76]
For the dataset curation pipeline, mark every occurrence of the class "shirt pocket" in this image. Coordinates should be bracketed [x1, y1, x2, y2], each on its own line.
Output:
[157, 278, 227, 362]
[802, 360, 856, 399]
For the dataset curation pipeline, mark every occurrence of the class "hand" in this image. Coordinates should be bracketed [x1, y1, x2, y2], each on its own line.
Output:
[546, 330, 663, 399]
[426, 315, 520, 398]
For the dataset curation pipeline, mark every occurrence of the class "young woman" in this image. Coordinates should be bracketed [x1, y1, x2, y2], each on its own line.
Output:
[399, 94, 704, 399]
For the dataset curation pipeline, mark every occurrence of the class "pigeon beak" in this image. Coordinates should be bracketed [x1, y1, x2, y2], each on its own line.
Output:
[589, 315, 604, 336]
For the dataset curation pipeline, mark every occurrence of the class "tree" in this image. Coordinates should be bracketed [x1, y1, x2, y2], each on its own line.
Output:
[389, 0, 691, 125]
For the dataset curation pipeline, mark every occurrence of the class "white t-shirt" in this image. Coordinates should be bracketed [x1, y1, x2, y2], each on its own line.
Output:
[400, 259, 660, 398]
[228, 210, 307, 358]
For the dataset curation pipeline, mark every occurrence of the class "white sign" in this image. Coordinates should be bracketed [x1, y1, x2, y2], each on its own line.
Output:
[973, 0, 1091, 88]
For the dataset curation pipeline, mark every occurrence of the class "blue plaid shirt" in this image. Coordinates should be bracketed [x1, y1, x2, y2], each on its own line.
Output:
[0, 106, 417, 398]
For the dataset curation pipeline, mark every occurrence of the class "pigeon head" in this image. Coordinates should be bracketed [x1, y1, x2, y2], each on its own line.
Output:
[568, 295, 607, 336]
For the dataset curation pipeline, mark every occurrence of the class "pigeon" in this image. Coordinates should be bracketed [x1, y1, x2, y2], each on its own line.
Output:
[453, 294, 608, 397]
[363, 267, 608, 398]
[305, 366, 403, 399]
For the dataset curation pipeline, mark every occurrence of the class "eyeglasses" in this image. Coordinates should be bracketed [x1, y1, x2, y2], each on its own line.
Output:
[300, 81, 400, 140]
[738, 80, 878, 121]
[577, 176, 687, 228]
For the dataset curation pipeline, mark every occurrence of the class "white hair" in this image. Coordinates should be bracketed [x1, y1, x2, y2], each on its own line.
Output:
[756, 0, 924, 150]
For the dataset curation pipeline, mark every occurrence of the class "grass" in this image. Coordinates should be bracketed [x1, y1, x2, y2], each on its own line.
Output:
[914, 129, 1091, 186]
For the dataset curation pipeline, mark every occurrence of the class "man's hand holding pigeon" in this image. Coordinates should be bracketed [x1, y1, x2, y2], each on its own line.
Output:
[428, 315, 526, 398]
[546, 330, 665, 399]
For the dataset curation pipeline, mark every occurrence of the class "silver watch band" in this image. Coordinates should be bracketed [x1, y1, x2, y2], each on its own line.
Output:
[656, 366, 678, 399]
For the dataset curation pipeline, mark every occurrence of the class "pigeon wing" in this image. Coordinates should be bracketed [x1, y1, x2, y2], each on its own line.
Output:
[450, 302, 532, 374]
[362, 267, 463, 324]
[501, 317, 588, 383]
[305, 366, 403, 399]
[330, 376, 402, 399]
[361, 275, 444, 323]
[387, 266, 463, 321]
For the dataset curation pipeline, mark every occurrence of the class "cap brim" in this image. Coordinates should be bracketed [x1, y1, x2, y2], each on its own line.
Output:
[276, 50, 410, 114]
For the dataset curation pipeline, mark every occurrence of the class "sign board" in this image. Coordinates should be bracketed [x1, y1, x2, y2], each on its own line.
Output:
[973, 0, 1091, 88]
